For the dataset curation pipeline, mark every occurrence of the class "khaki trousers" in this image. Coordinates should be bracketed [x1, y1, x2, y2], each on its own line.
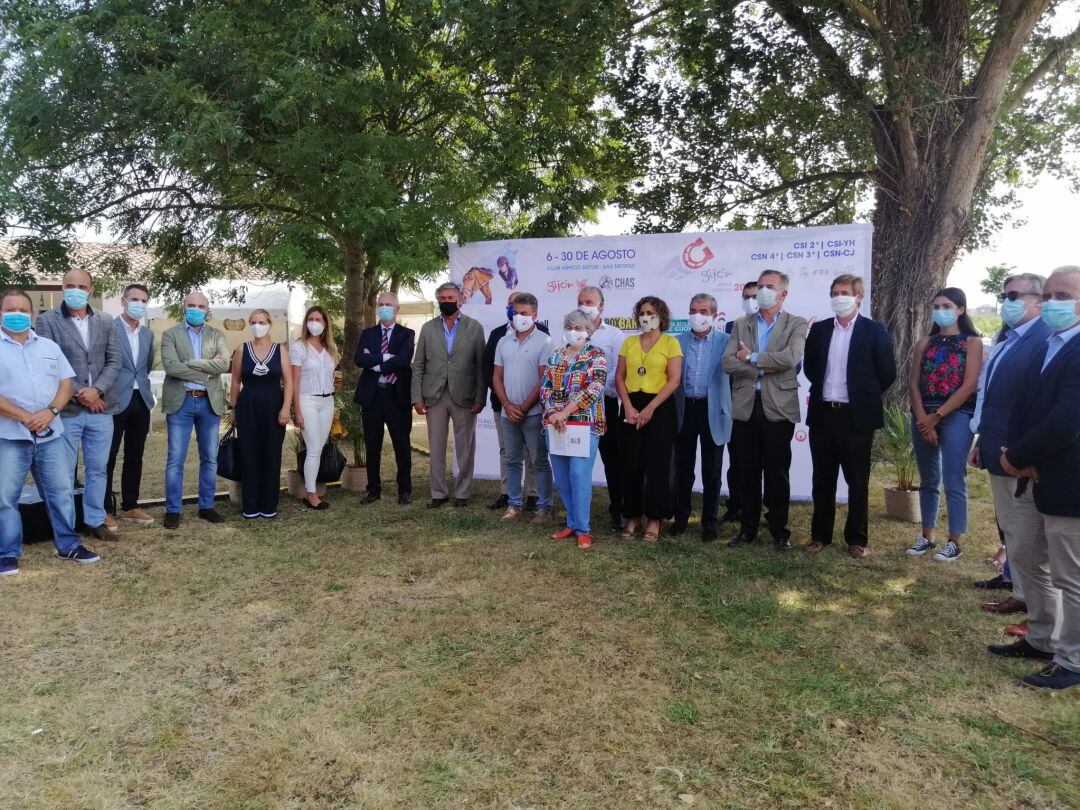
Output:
[989, 474, 1025, 601]
[495, 412, 536, 498]
[426, 391, 477, 500]
[1010, 485, 1065, 658]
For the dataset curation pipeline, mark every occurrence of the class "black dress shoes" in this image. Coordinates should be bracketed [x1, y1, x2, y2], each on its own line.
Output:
[487, 494, 509, 510]
[398, 492, 412, 505]
[611, 515, 627, 532]
[774, 538, 793, 553]
[428, 498, 448, 509]
[361, 491, 381, 505]
[198, 508, 224, 524]
[453, 498, 469, 508]
[987, 639, 1054, 660]
[163, 512, 181, 530]
[524, 496, 538, 512]
[670, 521, 688, 537]
[701, 525, 718, 543]
[973, 573, 1012, 590]
[727, 533, 754, 548]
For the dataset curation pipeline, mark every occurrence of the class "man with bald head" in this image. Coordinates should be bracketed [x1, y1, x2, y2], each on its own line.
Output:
[35, 267, 122, 542]
[996, 266, 1080, 691]
[159, 291, 231, 529]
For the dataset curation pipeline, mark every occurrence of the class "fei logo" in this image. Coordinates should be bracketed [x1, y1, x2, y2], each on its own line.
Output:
[682, 237, 715, 270]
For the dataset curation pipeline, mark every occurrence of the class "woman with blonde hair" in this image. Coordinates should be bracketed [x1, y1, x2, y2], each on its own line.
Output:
[289, 306, 340, 509]
[230, 309, 293, 518]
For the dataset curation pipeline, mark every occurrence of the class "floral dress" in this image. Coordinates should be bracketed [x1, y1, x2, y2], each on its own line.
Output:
[918, 334, 976, 413]
[540, 345, 608, 435]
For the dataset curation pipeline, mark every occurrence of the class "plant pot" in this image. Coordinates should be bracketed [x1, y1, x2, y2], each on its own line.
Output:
[287, 470, 326, 500]
[883, 486, 920, 523]
[228, 479, 243, 505]
[341, 465, 367, 493]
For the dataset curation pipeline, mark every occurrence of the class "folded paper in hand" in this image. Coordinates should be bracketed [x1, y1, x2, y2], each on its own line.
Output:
[546, 422, 590, 457]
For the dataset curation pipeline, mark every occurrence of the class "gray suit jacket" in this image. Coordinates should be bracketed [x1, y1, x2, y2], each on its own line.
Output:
[35, 303, 122, 416]
[411, 314, 487, 408]
[722, 310, 808, 424]
[159, 323, 231, 415]
[113, 317, 156, 412]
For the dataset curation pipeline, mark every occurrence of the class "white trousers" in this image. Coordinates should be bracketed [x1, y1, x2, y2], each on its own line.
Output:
[299, 395, 335, 493]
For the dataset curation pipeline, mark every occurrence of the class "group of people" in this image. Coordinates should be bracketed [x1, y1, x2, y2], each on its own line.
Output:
[0, 263, 1077, 691]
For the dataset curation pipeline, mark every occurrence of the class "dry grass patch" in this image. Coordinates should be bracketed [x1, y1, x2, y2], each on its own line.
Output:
[1, 435, 1078, 807]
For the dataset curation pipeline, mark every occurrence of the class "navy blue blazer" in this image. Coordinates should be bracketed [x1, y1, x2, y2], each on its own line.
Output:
[803, 315, 896, 433]
[354, 323, 415, 408]
[674, 329, 733, 445]
[975, 319, 1052, 476]
[1005, 332, 1080, 517]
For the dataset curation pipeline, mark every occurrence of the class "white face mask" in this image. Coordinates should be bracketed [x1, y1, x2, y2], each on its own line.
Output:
[756, 287, 779, 309]
[306, 320, 325, 336]
[830, 295, 859, 317]
[638, 314, 660, 333]
[512, 313, 535, 333]
[741, 297, 759, 316]
[251, 322, 271, 338]
[578, 305, 600, 320]
[688, 312, 714, 332]
[565, 329, 588, 347]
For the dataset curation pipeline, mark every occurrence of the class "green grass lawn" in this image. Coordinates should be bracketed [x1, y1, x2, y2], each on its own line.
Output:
[1, 433, 1077, 808]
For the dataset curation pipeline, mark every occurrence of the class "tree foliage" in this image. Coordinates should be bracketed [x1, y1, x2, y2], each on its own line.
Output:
[980, 263, 1015, 296]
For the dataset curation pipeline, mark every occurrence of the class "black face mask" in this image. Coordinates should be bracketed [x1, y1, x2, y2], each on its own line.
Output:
[438, 301, 459, 317]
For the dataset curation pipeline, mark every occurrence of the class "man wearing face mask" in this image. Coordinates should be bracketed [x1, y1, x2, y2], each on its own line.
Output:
[355, 292, 415, 504]
[159, 290, 231, 529]
[722, 281, 759, 524]
[482, 292, 549, 512]
[412, 282, 487, 507]
[968, 274, 1047, 618]
[803, 275, 896, 558]
[493, 293, 554, 523]
[105, 284, 157, 527]
[35, 268, 122, 542]
[996, 266, 1080, 690]
[722, 270, 807, 552]
[576, 286, 627, 531]
[673, 294, 732, 541]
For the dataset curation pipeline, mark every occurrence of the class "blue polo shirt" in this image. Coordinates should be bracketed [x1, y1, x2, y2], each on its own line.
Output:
[0, 329, 75, 442]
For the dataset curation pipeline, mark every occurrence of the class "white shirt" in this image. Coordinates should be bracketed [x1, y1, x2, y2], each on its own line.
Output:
[375, 323, 395, 383]
[122, 318, 141, 390]
[289, 340, 337, 396]
[589, 321, 625, 398]
[71, 313, 92, 384]
[822, 315, 857, 403]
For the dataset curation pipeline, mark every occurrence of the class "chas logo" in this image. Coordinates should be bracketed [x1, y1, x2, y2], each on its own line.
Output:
[599, 275, 636, 290]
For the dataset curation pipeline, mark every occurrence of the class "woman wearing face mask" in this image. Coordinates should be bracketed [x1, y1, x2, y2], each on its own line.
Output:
[230, 309, 293, 519]
[615, 296, 684, 542]
[907, 287, 983, 561]
[541, 310, 608, 548]
[289, 306, 340, 509]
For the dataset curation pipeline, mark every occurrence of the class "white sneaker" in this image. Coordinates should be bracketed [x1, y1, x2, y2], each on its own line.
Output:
[933, 540, 963, 561]
[906, 537, 936, 556]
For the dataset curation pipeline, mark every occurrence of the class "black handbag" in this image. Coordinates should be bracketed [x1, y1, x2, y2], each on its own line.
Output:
[217, 424, 243, 481]
[315, 442, 347, 483]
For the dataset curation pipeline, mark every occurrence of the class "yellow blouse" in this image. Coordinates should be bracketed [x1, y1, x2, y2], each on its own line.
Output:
[619, 333, 682, 394]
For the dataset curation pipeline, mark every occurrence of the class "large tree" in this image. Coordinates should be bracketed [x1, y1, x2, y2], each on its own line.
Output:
[0, 0, 631, 362]
[616, 0, 1080, 385]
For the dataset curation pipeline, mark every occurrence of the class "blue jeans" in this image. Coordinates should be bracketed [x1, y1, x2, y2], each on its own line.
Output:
[60, 410, 114, 527]
[0, 438, 81, 558]
[911, 411, 973, 536]
[502, 414, 553, 510]
[548, 432, 600, 535]
[166, 395, 220, 513]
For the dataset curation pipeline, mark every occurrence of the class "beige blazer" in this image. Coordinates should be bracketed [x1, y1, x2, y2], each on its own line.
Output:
[159, 323, 231, 415]
[722, 310, 808, 424]
[411, 314, 487, 408]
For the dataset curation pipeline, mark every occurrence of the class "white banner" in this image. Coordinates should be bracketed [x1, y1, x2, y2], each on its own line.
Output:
[448, 223, 872, 501]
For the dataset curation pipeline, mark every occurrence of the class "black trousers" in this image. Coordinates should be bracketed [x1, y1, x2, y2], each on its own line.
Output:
[106, 394, 150, 513]
[809, 405, 873, 547]
[621, 392, 677, 520]
[725, 430, 741, 516]
[733, 396, 795, 540]
[236, 393, 285, 517]
[362, 386, 413, 495]
[675, 398, 724, 529]
[597, 395, 624, 519]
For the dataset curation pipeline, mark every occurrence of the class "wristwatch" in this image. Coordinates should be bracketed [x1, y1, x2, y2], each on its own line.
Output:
[48, 406, 59, 416]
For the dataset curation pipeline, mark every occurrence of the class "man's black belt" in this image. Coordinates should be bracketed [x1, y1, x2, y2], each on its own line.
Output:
[685, 396, 708, 403]
[377, 382, 393, 389]
[823, 400, 849, 408]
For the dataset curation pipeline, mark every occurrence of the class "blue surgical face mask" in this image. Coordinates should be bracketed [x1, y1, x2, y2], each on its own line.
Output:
[63, 288, 90, 310]
[185, 307, 207, 327]
[999, 298, 1027, 327]
[1041, 299, 1079, 331]
[2, 311, 32, 333]
[126, 301, 147, 320]
[932, 309, 957, 328]
[755, 286, 778, 309]
[377, 305, 395, 323]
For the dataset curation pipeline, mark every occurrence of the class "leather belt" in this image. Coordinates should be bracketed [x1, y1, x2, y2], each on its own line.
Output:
[685, 397, 707, 403]
[377, 382, 393, 389]
[824, 400, 848, 409]
[315, 392, 335, 397]
[185, 390, 208, 398]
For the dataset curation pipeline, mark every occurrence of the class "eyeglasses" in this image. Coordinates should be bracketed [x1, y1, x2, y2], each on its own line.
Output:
[997, 290, 1039, 302]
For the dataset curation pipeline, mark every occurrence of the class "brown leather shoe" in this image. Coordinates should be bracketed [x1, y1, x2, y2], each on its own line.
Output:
[1004, 619, 1029, 638]
[804, 541, 827, 553]
[981, 596, 1027, 614]
[848, 545, 868, 559]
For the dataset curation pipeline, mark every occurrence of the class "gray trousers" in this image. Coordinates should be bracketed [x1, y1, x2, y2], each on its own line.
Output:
[495, 411, 536, 497]
[989, 474, 1025, 601]
[1010, 484, 1080, 672]
[425, 391, 477, 500]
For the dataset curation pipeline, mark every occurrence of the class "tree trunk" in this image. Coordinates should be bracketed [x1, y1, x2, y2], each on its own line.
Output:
[341, 237, 366, 380]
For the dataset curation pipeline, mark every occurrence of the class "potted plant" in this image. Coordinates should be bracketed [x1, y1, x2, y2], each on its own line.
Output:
[874, 405, 920, 522]
[334, 393, 367, 492]
[286, 427, 327, 500]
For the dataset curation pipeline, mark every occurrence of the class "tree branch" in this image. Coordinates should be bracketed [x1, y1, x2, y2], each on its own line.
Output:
[1001, 20, 1080, 119]
[708, 168, 873, 214]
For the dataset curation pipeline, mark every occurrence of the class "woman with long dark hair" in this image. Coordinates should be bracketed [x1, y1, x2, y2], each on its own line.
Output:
[906, 287, 983, 561]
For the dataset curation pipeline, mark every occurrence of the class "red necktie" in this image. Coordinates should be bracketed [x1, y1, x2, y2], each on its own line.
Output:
[381, 328, 396, 384]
